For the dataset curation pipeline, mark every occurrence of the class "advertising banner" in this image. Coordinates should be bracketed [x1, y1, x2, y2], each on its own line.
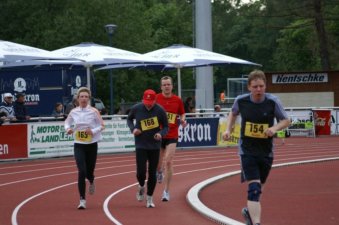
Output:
[313, 109, 331, 135]
[2, 109, 336, 161]
[98, 119, 135, 153]
[28, 122, 73, 158]
[0, 69, 64, 116]
[286, 110, 315, 137]
[217, 117, 241, 147]
[178, 117, 219, 147]
[0, 124, 28, 160]
[28, 120, 135, 158]
[272, 73, 328, 84]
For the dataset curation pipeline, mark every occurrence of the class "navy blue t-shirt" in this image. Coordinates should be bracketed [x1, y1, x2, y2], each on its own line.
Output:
[232, 93, 288, 157]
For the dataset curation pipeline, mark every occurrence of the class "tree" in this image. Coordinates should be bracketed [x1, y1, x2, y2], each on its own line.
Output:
[259, 0, 337, 71]
[273, 19, 320, 71]
[1, 0, 339, 110]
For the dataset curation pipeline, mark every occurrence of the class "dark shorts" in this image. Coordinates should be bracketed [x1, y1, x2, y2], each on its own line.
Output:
[240, 154, 273, 184]
[161, 138, 178, 149]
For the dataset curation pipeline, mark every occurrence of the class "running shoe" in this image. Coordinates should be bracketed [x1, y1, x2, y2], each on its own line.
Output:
[161, 190, 170, 202]
[146, 195, 155, 208]
[89, 182, 95, 195]
[241, 207, 253, 225]
[156, 171, 164, 183]
[136, 185, 145, 201]
[78, 199, 86, 209]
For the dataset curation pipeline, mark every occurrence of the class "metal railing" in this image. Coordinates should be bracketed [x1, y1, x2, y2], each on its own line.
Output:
[3, 107, 339, 136]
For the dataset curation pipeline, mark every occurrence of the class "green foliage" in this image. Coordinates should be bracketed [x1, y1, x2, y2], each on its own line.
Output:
[273, 19, 320, 71]
[1, 0, 339, 111]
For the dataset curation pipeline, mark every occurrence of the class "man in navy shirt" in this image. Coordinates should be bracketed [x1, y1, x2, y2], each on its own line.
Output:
[222, 70, 290, 225]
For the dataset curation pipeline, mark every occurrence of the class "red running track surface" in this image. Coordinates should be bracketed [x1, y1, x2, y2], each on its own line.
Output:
[200, 136, 339, 225]
[0, 136, 338, 225]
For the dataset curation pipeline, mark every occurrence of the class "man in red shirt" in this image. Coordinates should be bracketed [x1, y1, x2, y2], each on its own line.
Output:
[156, 76, 186, 201]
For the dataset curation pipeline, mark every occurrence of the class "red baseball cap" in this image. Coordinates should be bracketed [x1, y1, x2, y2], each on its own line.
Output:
[142, 89, 156, 105]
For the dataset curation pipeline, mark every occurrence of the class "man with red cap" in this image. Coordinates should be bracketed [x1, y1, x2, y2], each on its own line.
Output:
[127, 89, 169, 208]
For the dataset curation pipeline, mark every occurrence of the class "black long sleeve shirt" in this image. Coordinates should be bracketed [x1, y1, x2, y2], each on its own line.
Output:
[13, 101, 29, 121]
[127, 103, 168, 149]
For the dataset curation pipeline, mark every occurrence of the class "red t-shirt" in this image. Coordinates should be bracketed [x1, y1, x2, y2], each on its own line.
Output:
[156, 93, 185, 139]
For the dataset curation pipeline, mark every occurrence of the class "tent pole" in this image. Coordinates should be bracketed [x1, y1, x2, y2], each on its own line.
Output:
[86, 66, 91, 90]
[177, 67, 182, 97]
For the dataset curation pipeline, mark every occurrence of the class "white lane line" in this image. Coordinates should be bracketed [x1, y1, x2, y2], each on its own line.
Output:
[0, 164, 137, 187]
[0, 171, 76, 187]
[187, 171, 245, 225]
[9, 144, 339, 225]
[4, 150, 338, 186]
[11, 182, 76, 225]
[2, 148, 334, 177]
[103, 182, 139, 225]
[11, 154, 338, 223]
[103, 164, 234, 225]
[0, 159, 135, 176]
[0, 160, 75, 170]
[0, 165, 75, 176]
[186, 157, 339, 225]
[1, 157, 234, 187]
[11, 170, 135, 225]
[0, 154, 135, 174]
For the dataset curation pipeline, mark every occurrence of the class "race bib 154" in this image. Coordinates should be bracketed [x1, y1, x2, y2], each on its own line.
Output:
[244, 122, 269, 138]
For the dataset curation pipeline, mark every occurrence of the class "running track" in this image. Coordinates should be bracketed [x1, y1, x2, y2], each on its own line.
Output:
[1, 136, 338, 225]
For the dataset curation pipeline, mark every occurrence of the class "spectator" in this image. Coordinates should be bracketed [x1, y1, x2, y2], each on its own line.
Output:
[184, 97, 194, 113]
[214, 104, 225, 118]
[65, 95, 79, 116]
[114, 107, 123, 115]
[52, 102, 65, 118]
[0, 93, 17, 124]
[0, 111, 6, 125]
[184, 96, 195, 117]
[13, 93, 30, 121]
[100, 108, 108, 115]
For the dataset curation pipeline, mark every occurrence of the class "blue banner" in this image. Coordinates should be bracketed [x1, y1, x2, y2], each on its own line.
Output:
[177, 117, 219, 147]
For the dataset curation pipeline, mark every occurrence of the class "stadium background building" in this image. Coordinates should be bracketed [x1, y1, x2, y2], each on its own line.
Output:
[265, 71, 339, 107]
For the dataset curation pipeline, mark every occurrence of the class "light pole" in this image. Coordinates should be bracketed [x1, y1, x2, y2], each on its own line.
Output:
[105, 24, 117, 115]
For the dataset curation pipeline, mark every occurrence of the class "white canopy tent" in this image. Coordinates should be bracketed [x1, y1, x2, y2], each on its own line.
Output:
[143, 44, 260, 97]
[97, 44, 261, 97]
[0, 40, 72, 63]
[51, 42, 164, 90]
